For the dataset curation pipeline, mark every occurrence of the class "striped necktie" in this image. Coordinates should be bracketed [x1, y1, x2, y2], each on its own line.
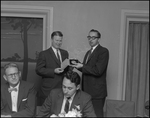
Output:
[64, 97, 70, 113]
[56, 49, 61, 64]
[86, 48, 93, 63]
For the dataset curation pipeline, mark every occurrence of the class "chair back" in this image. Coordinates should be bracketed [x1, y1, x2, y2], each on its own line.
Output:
[106, 99, 135, 117]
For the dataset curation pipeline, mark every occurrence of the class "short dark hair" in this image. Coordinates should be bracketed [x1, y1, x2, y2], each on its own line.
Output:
[89, 29, 101, 38]
[51, 31, 63, 39]
[63, 70, 81, 86]
[3, 62, 19, 74]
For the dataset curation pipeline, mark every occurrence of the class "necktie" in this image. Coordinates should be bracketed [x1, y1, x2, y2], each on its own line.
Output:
[56, 49, 61, 64]
[64, 97, 70, 113]
[86, 48, 93, 63]
[8, 88, 17, 93]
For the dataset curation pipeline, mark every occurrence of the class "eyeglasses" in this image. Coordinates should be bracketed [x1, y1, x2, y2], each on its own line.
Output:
[87, 36, 99, 40]
[6, 72, 19, 78]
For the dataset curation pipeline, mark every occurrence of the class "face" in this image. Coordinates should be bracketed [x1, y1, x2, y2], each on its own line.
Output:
[88, 31, 99, 47]
[62, 77, 80, 98]
[3, 67, 21, 87]
[52, 35, 63, 49]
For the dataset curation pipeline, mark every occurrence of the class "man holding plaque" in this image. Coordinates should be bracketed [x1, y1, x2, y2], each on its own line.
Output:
[36, 31, 69, 106]
[73, 29, 109, 117]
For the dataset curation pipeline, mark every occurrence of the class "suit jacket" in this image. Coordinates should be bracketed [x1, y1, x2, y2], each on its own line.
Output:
[1, 80, 37, 117]
[37, 88, 96, 117]
[81, 44, 109, 99]
[35, 47, 69, 98]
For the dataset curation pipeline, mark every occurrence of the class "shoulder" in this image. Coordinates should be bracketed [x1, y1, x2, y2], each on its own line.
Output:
[50, 88, 62, 95]
[1, 83, 8, 90]
[39, 48, 51, 54]
[20, 80, 35, 88]
[100, 45, 109, 51]
[60, 48, 68, 53]
[97, 45, 109, 54]
[78, 90, 91, 100]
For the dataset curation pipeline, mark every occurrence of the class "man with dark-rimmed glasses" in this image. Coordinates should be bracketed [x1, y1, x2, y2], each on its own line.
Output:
[1, 62, 37, 117]
[73, 29, 109, 117]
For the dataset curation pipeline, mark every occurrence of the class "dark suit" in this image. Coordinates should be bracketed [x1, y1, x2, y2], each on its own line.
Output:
[37, 88, 96, 117]
[36, 47, 69, 105]
[1, 80, 36, 117]
[81, 44, 109, 117]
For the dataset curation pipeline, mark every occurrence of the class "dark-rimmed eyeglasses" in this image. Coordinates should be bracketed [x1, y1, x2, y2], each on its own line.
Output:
[6, 72, 19, 78]
[87, 36, 99, 40]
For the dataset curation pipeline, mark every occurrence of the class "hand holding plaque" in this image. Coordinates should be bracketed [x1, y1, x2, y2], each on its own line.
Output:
[69, 58, 83, 69]
[69, 59, 81, 65]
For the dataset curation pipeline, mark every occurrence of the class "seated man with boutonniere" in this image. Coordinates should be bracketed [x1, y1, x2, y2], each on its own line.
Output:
[37, 70, 97, 117]
[1, 63, 37, 117]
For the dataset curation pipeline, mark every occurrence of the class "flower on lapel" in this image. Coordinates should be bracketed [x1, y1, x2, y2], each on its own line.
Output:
[65, 108, 82, 117]
[57, 104, 82, 117]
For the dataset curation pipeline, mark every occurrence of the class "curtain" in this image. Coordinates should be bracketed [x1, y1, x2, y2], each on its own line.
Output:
[125, 21, 149, 117]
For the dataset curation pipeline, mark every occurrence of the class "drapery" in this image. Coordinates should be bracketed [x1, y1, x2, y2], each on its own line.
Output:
[125, 21, 149, 117]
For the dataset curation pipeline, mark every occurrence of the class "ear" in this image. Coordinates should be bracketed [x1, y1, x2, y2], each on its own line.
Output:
[3, 75, 7, 81]
[76, 85, 80, 90]
[19, 71, 21, 78]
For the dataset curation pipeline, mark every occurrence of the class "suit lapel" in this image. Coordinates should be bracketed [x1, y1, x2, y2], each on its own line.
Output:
[17, 81, 25, 109]
[86, 45, 100, 63]
[60, 50, 65, 62]
[70, 91, 81, 111]
[5, 84, 12, 110]
[55, 91, 64, 115]
[83, 52, 89, 64]
[49, 48, 60, 66]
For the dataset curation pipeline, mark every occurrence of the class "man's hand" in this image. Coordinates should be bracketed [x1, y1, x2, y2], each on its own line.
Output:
[72, 63, 83, 69]
[54, 68, 64, 74]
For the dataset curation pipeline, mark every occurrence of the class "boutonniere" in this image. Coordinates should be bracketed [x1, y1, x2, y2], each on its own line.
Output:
[56, 104, 82, 117]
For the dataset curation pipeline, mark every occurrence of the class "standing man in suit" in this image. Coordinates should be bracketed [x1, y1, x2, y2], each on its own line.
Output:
[36, 31, 69, 106]
[37, 70, 96, 117]
[1, 63, 36, 117]
[74, 29, 109, 117]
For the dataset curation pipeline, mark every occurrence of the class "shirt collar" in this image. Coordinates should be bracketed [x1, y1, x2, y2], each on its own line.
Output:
[52, 46, 59, 53]
[65, 92, 76, 101]
[91, 44, 99, 52]
[10, 81, 20, 89]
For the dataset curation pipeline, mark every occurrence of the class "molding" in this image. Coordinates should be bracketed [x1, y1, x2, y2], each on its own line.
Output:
[1, 5, 53, 50]
[117, 9, 149, 100]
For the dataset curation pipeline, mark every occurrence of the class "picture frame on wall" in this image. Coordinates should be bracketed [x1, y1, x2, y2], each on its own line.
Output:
[1, 5, 53, 88]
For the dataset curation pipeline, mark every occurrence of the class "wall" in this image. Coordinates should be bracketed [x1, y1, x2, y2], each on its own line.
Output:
[1, 1, 149, 100]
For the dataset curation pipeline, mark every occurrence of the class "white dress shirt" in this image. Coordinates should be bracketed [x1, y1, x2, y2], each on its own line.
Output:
[10, 82, 20, 112]
[91, 44, 99, 53]
[52, 46, 62, 63]
[60, 93, 76, 114]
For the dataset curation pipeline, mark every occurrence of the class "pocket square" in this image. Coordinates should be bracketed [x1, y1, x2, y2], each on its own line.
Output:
[75, 105, 80, 110]
[22, 98, 27, 101]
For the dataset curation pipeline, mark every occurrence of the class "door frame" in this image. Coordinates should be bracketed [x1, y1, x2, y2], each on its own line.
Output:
[118, 9, 149, 100]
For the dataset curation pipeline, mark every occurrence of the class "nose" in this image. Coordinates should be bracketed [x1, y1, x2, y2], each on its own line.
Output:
[11, 75, 16, 79]
[89, 38, 93, 42]
[64, 88, 68, 94]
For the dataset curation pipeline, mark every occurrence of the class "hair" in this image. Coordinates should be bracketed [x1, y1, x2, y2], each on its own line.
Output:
[89, 29, 101, 38]
[63, 70, 81, 86]
[51, 31, 63, 39]
[3, 62, 19, 73]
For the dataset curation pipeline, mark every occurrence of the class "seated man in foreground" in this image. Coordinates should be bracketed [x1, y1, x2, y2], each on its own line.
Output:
[37, 70, 96, 117]
[1, 62, 37, 117]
